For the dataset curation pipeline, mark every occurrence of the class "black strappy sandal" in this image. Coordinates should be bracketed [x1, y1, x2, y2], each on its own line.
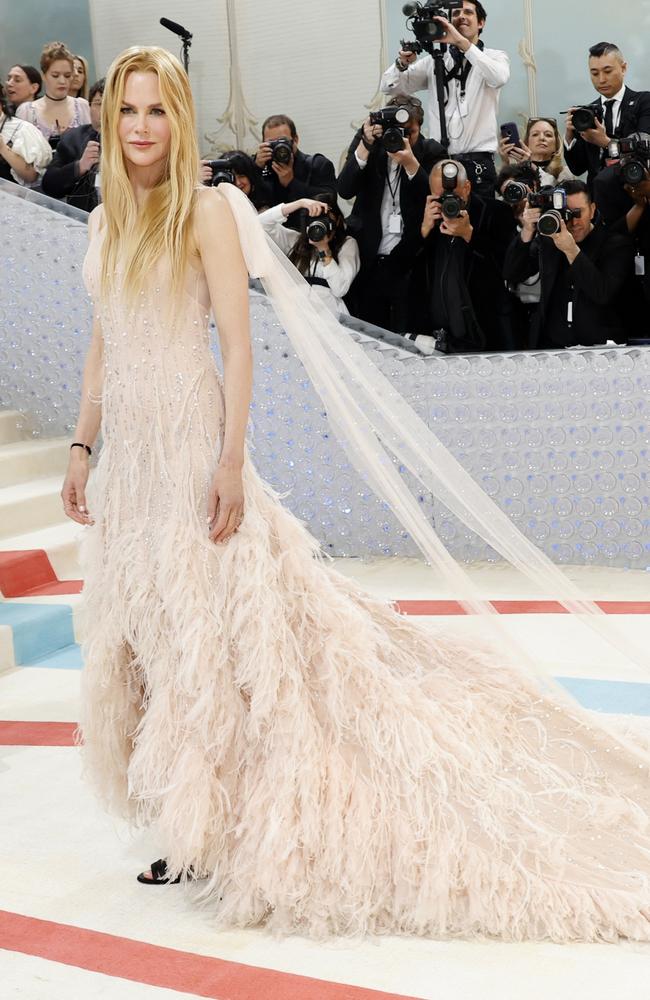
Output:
[137, 858, 190, 885]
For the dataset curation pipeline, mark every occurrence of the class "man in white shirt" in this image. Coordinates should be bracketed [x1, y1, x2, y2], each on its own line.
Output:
[380, 1, 509, 199]
[564, 42, 650, 191]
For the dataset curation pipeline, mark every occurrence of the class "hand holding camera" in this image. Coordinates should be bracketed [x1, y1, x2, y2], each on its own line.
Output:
[255, 138, 294, 183]
[78, 139, 100, 176]
[440, 209, 473, 242]
[564, 107, 609, 148]
[387, 136, 420, 174]
[421, 194, 443, 238]
[549, 217, 579, 260]
[520, 204, 541, 242]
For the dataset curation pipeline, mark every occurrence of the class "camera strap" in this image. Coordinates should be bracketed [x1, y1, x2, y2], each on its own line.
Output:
[385, 161, 402, 212]
[444, 40, 484, 100]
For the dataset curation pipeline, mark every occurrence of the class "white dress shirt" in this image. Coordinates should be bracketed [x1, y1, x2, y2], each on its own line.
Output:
[380, 45, 510, 155]
[258, 204, 360, 316]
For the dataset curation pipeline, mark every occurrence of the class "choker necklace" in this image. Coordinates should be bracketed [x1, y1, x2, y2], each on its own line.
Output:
[45, 92, 68, 103]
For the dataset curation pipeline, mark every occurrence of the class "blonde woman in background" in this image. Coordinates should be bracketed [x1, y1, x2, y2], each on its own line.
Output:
[499, 116, 573, 186]
[62, 45, 650, 943]
[70, 55, 90, 101]
[17, 41, 90, 148]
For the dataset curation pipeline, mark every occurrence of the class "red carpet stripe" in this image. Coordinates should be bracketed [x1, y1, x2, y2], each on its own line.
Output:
[395, 600, 650, 616]
[0, 910, 423, 1000]
[0, 721, 77, 746]
[0, 549, 82, 598]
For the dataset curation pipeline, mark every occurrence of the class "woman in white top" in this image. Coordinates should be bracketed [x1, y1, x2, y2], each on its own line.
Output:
[16, 41, 90, 149]
[499, 117, 573, 188]
[258, 192, 360, 317]
[0, 81, 52, 186]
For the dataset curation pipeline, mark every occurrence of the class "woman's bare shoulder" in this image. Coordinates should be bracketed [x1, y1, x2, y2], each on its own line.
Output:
[87, 203, 106, 241]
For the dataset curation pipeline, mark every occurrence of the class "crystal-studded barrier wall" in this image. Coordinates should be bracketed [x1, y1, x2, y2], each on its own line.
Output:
[1, 183, 649, 569]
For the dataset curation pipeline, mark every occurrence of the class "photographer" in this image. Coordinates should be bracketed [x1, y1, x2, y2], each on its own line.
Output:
[564, 42, 650, 191]
[253, 114, 336, 229]
[41, 78, 103, 212]
[337, 96, 444, 333]
[596, 159, 650, 338]
[258, 194, 360, 317]
[405, 158, 517, 353]
[381, 1, 509, 199]
[503, 179, 633, 348]
[200, 150, 272, 211]
[497, 162, 543, 346]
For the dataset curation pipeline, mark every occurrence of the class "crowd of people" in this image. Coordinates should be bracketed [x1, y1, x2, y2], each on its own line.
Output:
[2, 4, 649, 352]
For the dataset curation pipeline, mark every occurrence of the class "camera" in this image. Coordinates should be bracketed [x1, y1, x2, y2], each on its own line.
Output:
[571, 106, 600, 133]
[262, 137, 294, 177]
[528, 187, 581, 236]
[402, 1, 464, 51]
[369, 106, 411, 153]
[306, 215, 334, 243]
[607, 134, 650, 186]
[207, 159, 236, 186]
[436, 160, 465, 219]
[400, 38, 423, 55]
[501, 180, 529, 205]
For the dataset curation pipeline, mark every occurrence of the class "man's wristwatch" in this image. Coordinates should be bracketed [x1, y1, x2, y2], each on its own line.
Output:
[396, 57, 409, 72]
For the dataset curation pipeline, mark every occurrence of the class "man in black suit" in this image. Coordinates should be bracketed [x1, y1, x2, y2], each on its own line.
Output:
[337, 96, 444, 333]
[253, 114, 336, 230]
[503, 179, 633, 348]
[564, 42, 650, 191]
[403, 159, 517, 353]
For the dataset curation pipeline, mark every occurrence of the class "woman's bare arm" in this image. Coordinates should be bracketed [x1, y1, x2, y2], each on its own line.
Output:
[61, 313, 103, 525]
[195, 187, 252, 543]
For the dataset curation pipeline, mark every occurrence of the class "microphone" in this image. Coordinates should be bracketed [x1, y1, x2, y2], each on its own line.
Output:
[402, 3, 420, 15]
[160, 17, 193, 40]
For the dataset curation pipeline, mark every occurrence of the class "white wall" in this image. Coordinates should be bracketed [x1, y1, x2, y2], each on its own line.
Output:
[89, 0, 388, 171]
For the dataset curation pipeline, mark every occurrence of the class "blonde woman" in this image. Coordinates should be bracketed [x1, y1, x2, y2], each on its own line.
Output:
[16, 41, 90, 147]
[499, 117, 573, 187]
[62, 46, 650, 941]
[70, 54, 89, 101]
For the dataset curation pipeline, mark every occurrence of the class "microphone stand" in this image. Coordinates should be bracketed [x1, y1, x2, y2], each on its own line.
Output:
[425, 41, 450, 152]
[181, 34, 192, 74]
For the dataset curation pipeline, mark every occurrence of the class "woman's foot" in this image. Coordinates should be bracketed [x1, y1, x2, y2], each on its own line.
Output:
[137, 858, 184, 885]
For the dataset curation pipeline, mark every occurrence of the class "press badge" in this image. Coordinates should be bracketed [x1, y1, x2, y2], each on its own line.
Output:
[635, 254, 646, 276]
[388, 212, 403, 234]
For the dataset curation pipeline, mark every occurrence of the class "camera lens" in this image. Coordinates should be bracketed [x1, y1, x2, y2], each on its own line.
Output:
[572, 108, 596, 133]
[622, 159, 646, 186]
[382, 127, 406, 153]
[306, 218, 331, 242]
[274, 143, 293, 165]
[537, 210, 562, 237]
[502, 181, 528, 205]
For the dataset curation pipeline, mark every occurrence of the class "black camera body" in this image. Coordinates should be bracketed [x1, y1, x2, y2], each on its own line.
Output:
[528, 187, 581, 236]
[207, 159, 236, 187]
[572, 106, 601, 133]
[607, 135, 650, 186]
[306, 215, 334, 244]
[369, 106, 411, 153]
[262, 137, 294, 177]
[436, 160, 465, 219]
[402, 1, 464, 51]
[400, 37, 423, 55]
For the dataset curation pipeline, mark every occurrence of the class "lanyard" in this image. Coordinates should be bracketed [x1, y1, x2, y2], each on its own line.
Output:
[385, 162, 402, 211]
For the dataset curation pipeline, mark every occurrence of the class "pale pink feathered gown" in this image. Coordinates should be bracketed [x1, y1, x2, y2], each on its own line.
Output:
[79, 209, 650, 944]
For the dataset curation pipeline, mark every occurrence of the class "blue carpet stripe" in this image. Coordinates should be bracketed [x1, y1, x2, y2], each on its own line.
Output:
[0, 602, 75, 665]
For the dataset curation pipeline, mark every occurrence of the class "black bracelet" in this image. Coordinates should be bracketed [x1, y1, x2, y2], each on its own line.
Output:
[70, 442, 92, 457]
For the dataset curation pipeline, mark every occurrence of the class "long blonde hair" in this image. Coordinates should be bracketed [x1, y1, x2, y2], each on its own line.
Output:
[72, 54, 90, 101]
[100, 46, 199, 303]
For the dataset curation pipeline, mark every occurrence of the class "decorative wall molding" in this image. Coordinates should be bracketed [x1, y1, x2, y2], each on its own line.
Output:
[204, 0, 260, 154]
[518, 0, 538, 119]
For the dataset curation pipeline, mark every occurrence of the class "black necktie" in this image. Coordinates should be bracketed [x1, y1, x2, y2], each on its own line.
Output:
[603, 99, 616, 139]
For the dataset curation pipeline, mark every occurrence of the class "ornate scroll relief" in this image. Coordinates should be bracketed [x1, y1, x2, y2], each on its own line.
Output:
[518, 0, 538, 119]
[205, 0, 259, 154]
[345, 0, 390, 168]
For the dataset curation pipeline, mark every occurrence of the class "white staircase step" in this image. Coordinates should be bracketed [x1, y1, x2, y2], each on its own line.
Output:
[0, 477, 68, 539]
[0, 410, 31, 446]
[0, 437, 71, 488]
